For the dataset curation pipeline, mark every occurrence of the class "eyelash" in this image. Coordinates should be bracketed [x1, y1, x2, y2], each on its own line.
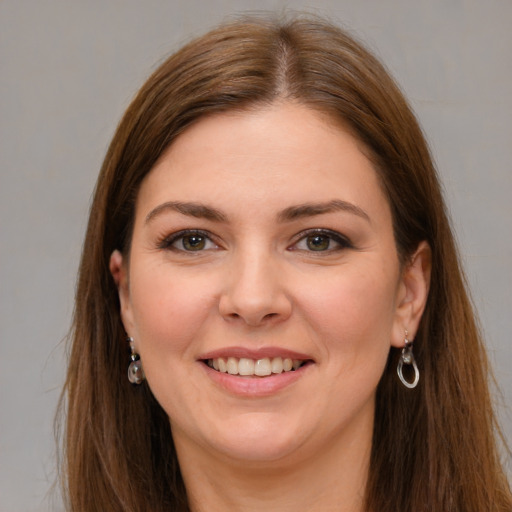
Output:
[157, 228, 353, 254]
[290, 228, 353, 253]
[157, 229, 219, 252]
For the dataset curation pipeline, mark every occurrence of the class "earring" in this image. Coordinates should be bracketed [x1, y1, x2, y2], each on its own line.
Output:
[127, 336, 145, 384]
[397, 330, 419, 389]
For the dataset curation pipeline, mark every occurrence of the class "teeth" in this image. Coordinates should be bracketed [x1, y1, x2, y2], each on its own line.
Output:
[254, 358, 271, 376]
[226, 357, 238, 375]
[207, 356, 305, 376]
[238, 358, 255, 375]
[218, 357, 227, 373]
[271, 357, 283, 374]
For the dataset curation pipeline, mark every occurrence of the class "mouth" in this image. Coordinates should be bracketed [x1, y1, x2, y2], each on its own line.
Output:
[203, 356, 311, 377]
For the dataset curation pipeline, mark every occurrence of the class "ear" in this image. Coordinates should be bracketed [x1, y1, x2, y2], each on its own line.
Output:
[391, 241, 431, 347]
[109, 249, 135, 335]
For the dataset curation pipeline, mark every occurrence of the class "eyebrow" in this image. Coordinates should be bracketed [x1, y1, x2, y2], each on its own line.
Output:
[145, 198, 370, 225]
[277, 199, 370, 223]
[145, 201, 227, 224]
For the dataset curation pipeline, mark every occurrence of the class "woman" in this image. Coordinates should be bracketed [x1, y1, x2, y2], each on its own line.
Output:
[60, 15, 512, 511]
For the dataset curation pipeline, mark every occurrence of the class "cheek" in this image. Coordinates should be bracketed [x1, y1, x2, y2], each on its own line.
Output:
[129, 264, 217, 356]
[297, 265, 398, 358]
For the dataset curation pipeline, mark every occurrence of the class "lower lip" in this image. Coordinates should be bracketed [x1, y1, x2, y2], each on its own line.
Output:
[200, 363, 311, 397]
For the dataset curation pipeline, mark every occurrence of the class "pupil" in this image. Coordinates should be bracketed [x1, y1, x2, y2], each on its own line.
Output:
[307, 235, 329, 251]
[183, 235, 205, 251]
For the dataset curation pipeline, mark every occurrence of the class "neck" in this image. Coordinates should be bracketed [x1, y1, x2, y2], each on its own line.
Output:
[174, 417, 372, 512]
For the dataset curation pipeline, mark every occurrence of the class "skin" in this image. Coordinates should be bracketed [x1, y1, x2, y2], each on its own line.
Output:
[110, 102, 430, 512]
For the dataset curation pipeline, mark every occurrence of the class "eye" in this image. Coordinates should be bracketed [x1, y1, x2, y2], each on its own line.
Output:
[291, 229, 351, 253]
[159, 230, 218, 252]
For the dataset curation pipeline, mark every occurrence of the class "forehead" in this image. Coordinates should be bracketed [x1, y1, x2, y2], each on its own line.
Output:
[135, 102, 389, 222]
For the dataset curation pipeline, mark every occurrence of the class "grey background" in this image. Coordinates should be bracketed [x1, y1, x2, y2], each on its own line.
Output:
[1, 0, 510, 510]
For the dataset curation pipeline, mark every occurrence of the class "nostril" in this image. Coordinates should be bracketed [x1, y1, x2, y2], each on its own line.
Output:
[218, 288, 292, 326]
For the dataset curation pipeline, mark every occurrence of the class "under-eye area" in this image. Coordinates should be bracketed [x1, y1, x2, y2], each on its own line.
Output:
[204, 357, 313, 377]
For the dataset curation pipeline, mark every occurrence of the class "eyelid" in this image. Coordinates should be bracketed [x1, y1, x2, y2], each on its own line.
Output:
[157, 227, 351, 253]
[289, 228, 353, 252]
[157, 229, 220, 251]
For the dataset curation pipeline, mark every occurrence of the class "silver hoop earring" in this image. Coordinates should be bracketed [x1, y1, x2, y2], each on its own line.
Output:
[127, 336, 145, 385]
[397, 330, 419, 389]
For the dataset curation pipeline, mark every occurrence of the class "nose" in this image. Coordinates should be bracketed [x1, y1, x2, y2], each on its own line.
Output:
[218, 248, 292, 327]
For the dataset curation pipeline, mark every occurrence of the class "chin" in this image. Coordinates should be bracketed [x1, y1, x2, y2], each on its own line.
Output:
[217, 437, 303, 464]
[203, 414, 310, 464]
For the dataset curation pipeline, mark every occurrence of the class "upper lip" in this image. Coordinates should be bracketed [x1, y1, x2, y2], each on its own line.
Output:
[198, 346, 314, 361]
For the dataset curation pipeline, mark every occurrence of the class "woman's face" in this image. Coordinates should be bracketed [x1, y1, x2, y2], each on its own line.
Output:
[112, 102, 423, 465]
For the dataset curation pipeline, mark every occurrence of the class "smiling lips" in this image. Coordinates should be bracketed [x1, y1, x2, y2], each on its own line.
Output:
[206, 356, 306, 377]
[200, 349, 313, 395]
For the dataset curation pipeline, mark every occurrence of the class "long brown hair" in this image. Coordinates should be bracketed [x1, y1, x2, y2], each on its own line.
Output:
[59, 15, 512, 511]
